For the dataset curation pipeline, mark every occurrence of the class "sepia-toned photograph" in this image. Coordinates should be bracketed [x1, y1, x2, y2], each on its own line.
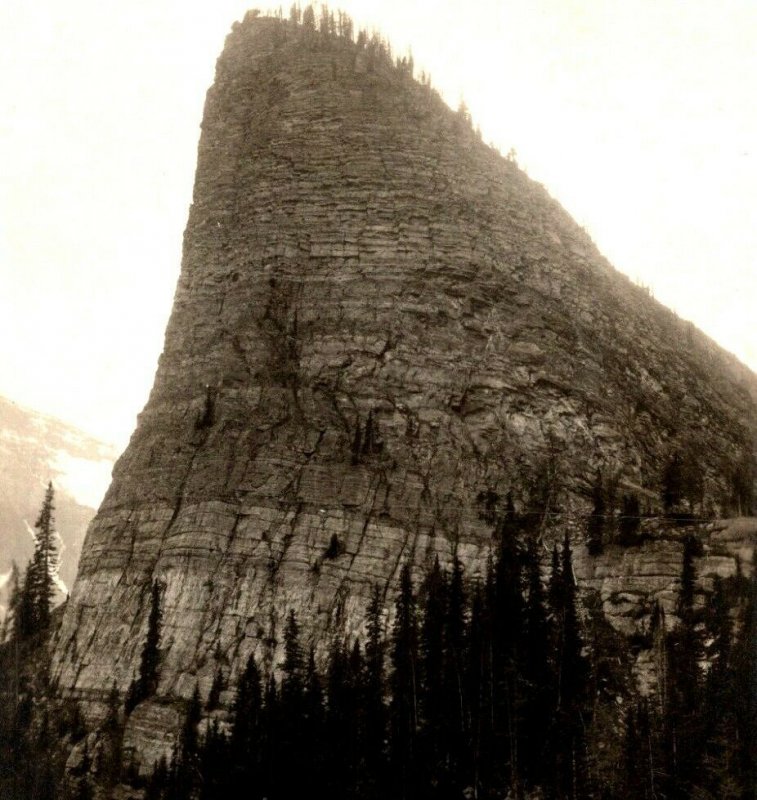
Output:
[0, 2, 754, 797]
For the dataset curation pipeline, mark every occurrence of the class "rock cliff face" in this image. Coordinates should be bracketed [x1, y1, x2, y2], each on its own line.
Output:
[52, 14, 756, 735]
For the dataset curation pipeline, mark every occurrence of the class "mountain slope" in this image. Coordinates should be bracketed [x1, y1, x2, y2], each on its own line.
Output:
[52, 13, 756, 719]
[0, 395, 118, 611]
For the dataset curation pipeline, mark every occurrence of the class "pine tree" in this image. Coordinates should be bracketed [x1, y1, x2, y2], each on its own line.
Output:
[172, 685, 202, 798]
[324, 636, 361, 797]
[622, 700, 657, 799]
[281, 609, 305, 715]
[72, 748, 94, 800]
[145, 756, 169, 800]
[103, 680, 121, 734]
[732, 565, 756, 798]
[490, 500, 523, 792]
[700, 576, 741, 798]
[302, 4, 315, 31]
[279, 609, 309, 798]
[100, 680, 125, 790]
[664, 535, 704, 798]
[730, 452, 755, 516]
[549, 533, 590, 799]
[442, 552, 468, 790]
[351, 421, 362, 465]
[16, 560, 38, 640]
[33, 482, 57, 630]
[521, 531, 552, 788]
[548, 544, 562, 624]
[390, 563, 420, 799]
[229, 653, 262, 793]
[419, 556, 446, 778]
[303, 649, 325, 786]
[362, 410, 377, 456]
[466, 578, 493, 796]
[198, 719, 228, 800]
[181, 683, 202, 761]
[205, 667, 224, 710]
[260, 676, 279, 798]
[662, 453, 683, 515]
[17, 484, 59, 638]
[363, 584, 387, 795]
[126, 579, 163, 713]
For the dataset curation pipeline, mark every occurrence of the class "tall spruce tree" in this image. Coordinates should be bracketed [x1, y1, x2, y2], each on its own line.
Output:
[169, 684, 202, 799]
[280, 609, 307, 798]
[419, 556, 446, 780]
[622, 700, 657, 799]
[364, 584, 387, 789]
[491, 498, 524, 792]
[18, 483, 59, 638]
[662, 453, 684, 515]
[303, 649, 326, 791]
[521, 531, 552, 788]
[198, 719, 228, 800]
[732, 564, 756, 798]
[33, 482, 57, 630]
[260, 676, 279, 798]
[549, 533, 590, 800]
[390, 563, 420, 799]
[126, 579, 163, 713]
[442, 552, 468, 791]
[664, 535, 704, 798]
[324, 636, 363, 797]
[229, 653, 262, 794]
[700, 576, 742, 798]
[466, 579, 493, 796]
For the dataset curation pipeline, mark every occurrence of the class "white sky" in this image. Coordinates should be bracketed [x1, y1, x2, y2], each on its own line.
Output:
[1, 0, 755, 450]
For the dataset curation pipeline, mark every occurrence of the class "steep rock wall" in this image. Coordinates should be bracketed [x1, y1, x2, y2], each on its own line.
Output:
[52, 16, 756, 717]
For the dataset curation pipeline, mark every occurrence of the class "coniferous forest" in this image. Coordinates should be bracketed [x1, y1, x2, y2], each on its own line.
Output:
[3, 492, 753, 799]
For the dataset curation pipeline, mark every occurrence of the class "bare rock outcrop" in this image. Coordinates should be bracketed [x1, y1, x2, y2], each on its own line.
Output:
[51, 15, 756, 758]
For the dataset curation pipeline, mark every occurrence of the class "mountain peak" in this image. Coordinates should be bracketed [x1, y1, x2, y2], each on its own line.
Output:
[52, 8, 755, 764]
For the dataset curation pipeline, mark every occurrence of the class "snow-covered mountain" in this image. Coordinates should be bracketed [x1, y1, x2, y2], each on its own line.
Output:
[0, 395, 118, 613]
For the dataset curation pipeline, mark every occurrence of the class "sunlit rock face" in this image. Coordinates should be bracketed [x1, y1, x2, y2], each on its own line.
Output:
[52, 14, 756, 725]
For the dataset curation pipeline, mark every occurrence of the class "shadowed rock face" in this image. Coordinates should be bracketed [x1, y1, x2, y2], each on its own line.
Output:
[52, 15, 756, 715]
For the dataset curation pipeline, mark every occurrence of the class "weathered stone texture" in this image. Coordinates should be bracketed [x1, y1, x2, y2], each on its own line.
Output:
[52, 15, 756, 741]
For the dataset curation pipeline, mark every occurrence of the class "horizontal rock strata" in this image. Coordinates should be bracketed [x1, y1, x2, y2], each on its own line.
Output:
[52, 16, 756, 760]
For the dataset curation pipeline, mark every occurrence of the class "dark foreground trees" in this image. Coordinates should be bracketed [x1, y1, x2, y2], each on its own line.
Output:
[145, 517, 596, 800]
[619, 536, 756, 800]
[2, 484, 751, 798]
[141, 517, 754, 800]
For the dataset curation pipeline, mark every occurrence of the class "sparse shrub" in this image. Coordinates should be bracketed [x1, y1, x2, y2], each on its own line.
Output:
[324, 533, 343, 560]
